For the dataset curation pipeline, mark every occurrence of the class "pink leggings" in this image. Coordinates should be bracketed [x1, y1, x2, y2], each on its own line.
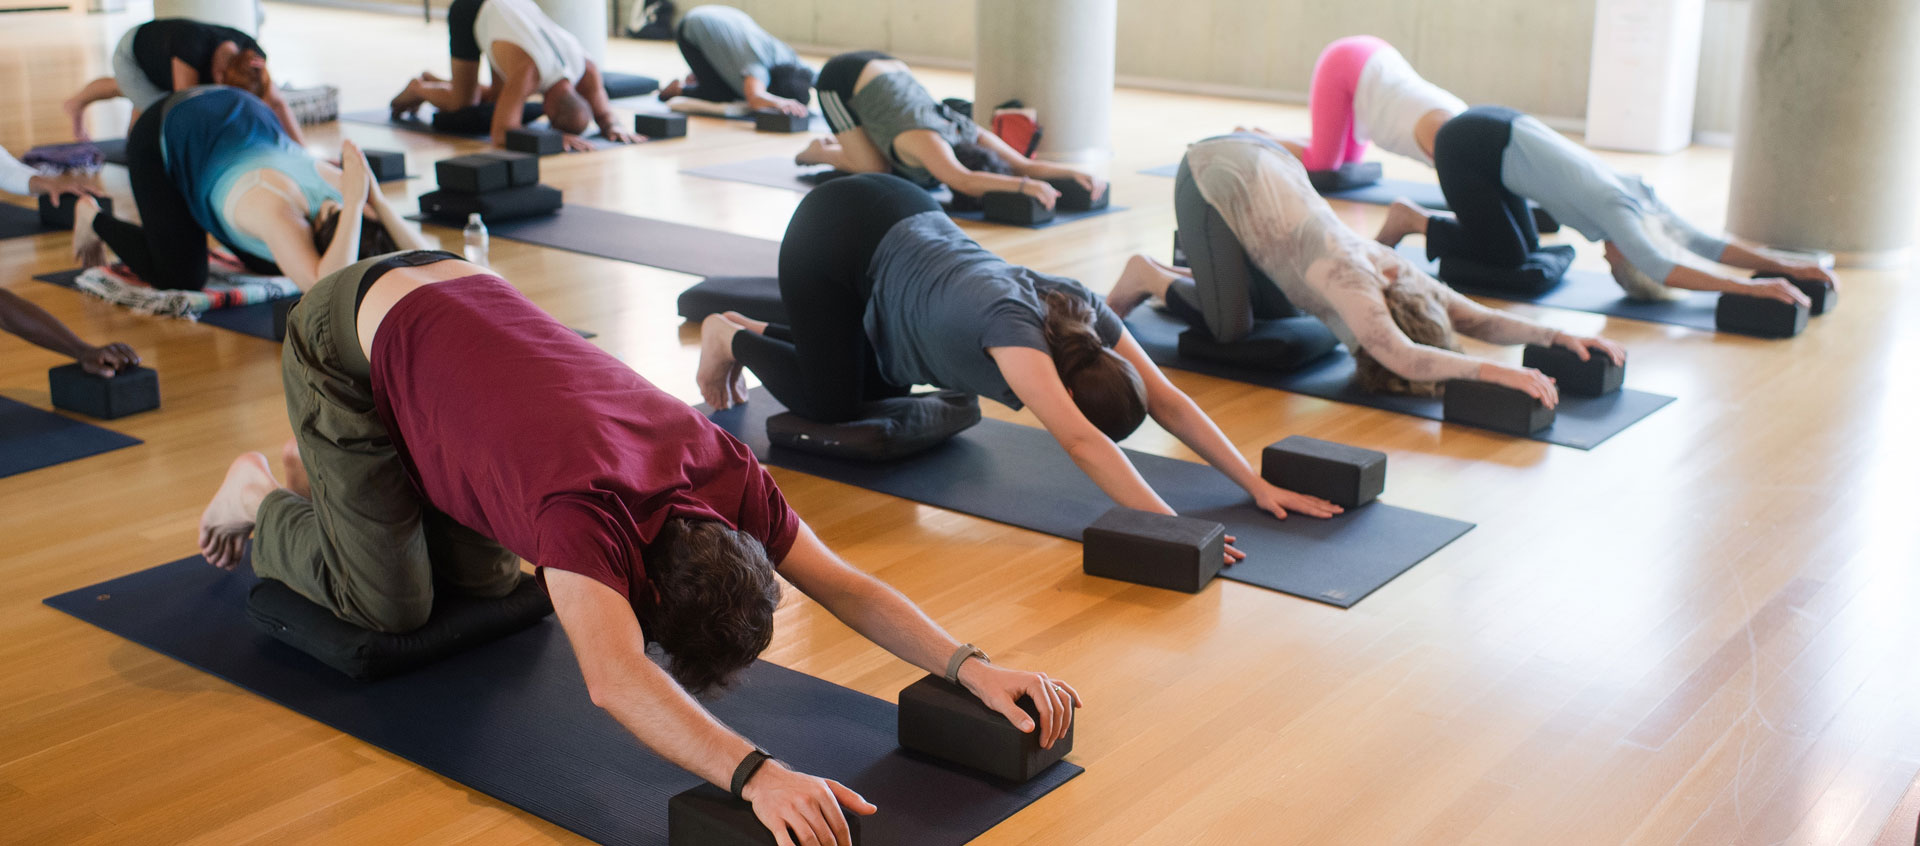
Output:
[1301, 35, 1389, 171]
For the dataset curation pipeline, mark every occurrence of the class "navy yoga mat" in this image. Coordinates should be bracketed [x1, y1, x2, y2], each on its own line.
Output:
[1139, 163, 1451, 209]
[337, 109, 631, 149]
[1125, 308, 1674, 450]
[0, 396, 141, 478]
[945, 203, 1128, 230]
[710, 390, 1472, 607]
[425, 205, 783, 278]
[45, 556, 1080, 845]
[0, 202, 51, 240]
[1394, 245, 1724, 331]
[33, 270, 294, 342]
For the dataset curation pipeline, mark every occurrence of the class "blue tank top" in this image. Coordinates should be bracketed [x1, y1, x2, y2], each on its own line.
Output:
[161, 87, 339, 263]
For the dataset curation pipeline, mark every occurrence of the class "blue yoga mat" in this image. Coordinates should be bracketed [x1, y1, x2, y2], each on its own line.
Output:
[338, 109, 634, 150]
[0, 396, 142, 478]
[1393, 245, 1724, 332]
[417, 205, 783, 278]
[945, 203, 1128, 230]
[45, 555, 1081, 845]
[710, 390, 1472, 607]
[1139, 163, 1451, 209]
[1124, 308, 1674, 450]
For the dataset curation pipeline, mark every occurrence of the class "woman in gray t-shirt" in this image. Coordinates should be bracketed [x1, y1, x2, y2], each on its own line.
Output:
[797, 51, 1106, 211]
[698, 175, 1342, 563]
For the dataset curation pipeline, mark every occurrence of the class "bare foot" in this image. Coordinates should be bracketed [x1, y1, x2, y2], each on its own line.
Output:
[659, 78, 684, 100]
[281, 438, 310, 498]
[389, 80, 426, 118]
[1374, 199, 1430, 247]
[198, 453, 280, 571]
[795, 137, 834, 166]
[71, 196, 106, 266]
[696, 314, 749, 410]
[1107, 254, 1179, 319]
[720, 311, 769, 335]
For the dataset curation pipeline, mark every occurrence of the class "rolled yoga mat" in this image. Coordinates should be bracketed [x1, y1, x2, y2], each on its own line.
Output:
[44, 555, 1082, 845]
[709, 389, 1473, 608]
[0, 396, 142, 478]
[423, 205, 783, 278]
[1393, 245, 1724, 332]
[1139, 163, 1451, 209]
[1124, 307, 1675, 450]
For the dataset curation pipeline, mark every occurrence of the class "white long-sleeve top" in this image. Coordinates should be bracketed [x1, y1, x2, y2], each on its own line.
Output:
[0, 146, 40, 196]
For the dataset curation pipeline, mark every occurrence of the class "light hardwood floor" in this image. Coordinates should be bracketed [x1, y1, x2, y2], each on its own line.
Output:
[3, 4, 1918, 844]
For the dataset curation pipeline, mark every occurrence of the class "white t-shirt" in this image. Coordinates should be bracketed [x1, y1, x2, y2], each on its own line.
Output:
[0, 146, 38, 196]
[1351, 46, 1466, 167]
[475, 0, 587, 92]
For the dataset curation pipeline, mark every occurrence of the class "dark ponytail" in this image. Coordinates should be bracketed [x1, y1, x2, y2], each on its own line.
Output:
[1041, 289, 1147, 441]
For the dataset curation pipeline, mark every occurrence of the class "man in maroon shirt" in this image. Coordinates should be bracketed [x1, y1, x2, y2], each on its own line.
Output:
[197, 250, 1079, 846]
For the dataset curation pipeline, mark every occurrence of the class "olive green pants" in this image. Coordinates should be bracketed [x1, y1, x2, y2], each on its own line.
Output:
[252, 252, 520, 633]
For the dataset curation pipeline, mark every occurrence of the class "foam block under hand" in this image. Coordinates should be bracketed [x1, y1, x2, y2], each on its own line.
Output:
[981, 191, 1054, 226]
[634, 112, 688, 138]
[897, 674, 1074, 782]
[418, 184, 563, 224]
[753, 110, 811, 133]
[1754, 272, 1836, 316]
[1046, 177, 1108, 212]
[38, 194, 110, 229]
[1442, 380, 1555, 436]
[363, 149, 407, 182]
[505, 126, 565, 155]
[48, 363, 159, 419]
[1081, 506, 1226, 593]
[1521, 344, 1623, 397]
[246, 574, 553, 680]
[1261, 435, 1386, 509]
[435, 154, 511, 193]
[1308, 161, 1383, 193]
[477, 150, 539, 187]
[669, 783, 861, 846]
[1715, 293, 1808, 338]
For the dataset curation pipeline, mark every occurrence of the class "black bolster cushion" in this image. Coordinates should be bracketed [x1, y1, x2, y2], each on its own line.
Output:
[246, 574, 554, 680]
[431, 101, 546, 135]
[766, 391, 982, 461]
[676, 276, 789, 325]
[600, 72, 660, 99]
[1437, 244, 1576, 297]
[1177, 316, 1340, 372]
[1307, 161, 1384, 193]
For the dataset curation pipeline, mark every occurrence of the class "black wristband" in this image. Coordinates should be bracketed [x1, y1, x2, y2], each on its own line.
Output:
[730, 748, 772, 800]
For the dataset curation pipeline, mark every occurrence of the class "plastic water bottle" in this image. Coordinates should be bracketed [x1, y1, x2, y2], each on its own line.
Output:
[462, 213, 489, 265]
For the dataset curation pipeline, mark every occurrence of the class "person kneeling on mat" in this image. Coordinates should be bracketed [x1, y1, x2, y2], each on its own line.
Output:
[1109, 134, 1623, 408]
[797, 52, 1103, 210]
[196, 249, 1074, 844]
[1244, 35, 1464, 175]
[69, 87, 425, 293]
[388, 0, 641, 151]
[658, 5, 813, 118]
[1371, 105, 1833, 305]
[697, 174, 1340, 564]
[64, 18, 302, 145]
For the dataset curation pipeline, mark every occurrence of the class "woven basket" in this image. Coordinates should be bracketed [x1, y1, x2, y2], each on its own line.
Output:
[281, 84, 340, 125]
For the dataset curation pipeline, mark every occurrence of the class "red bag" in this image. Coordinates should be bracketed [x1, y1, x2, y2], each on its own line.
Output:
[991, 100, 1041, 157]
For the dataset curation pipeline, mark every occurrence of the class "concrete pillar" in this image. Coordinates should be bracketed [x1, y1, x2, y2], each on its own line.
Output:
[1727, 0, 1920, 267]
[973, 0, 1116, 164]
[536, 0, 608, 67]
[153, 0, 259, 36]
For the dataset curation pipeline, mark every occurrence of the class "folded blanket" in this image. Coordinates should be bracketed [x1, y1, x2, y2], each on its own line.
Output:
[22, 142, 102, 172]
[666, 96, 750, 117]
[73, 259, 298, 319]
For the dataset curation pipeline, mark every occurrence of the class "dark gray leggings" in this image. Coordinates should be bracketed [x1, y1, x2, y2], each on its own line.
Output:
[1169, 157, 1300, 342]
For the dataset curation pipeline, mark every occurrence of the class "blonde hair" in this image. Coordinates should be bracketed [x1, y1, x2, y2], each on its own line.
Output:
[1352, 279, 1461, 397]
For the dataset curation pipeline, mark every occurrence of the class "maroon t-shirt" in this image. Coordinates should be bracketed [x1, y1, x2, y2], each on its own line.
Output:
[369, 275, 799, 605]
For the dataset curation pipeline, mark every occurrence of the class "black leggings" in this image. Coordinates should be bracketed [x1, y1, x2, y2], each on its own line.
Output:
[1427, 105, 1538, 268]
[730, 174, 939, 423]
[815, 50, 891, 131]
[674, 25, 740, 102]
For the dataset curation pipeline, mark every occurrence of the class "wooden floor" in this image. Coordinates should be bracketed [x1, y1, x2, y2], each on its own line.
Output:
[5, 4, 1919, 844]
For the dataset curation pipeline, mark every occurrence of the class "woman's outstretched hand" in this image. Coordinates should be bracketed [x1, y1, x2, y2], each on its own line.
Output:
[1251, 480, 1342, 520]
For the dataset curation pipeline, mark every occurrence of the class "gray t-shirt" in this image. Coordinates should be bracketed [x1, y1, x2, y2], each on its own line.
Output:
[864, 211, 1123, 409]
[851, 71, 980, 188]
[678, 5, 802, 99]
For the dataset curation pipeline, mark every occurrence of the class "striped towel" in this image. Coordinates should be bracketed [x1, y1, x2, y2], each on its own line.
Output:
[72, 258, 299, 319]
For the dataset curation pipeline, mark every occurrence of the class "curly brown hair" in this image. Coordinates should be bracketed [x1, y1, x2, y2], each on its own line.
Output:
[1042, 288, 1148, 440]
[644, 518, 782, 695]
[310, 206, 398, 262]
[1352, 278, 1461, 397]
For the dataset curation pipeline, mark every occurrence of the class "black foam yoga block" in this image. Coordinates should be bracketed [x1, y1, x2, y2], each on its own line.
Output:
[897, 674, 1073, 782]
[477, 150, 539, 187]
[1754, 272, 1837, 316]
[505, 126, 565, 155]
[981, 191, 1054, 225]
[1715, 293, 1808, 338]
[37, 193, 110, 229]
[753, 110, 811, 133]
[1442, 380, 1555, 435]
[1307, 161, 1383, 193]
[435, 154, 511, 193]
[363, 149, 407, 182]
[635, 112, 688, 138]
[48, 363, 159, 419]
[245, 574, 554, 680]
[1261, 435, 1387, 509]
[419, 184, 564, 224]
[270, 296, 300, 342]
[1175, 317, 1339, 372]
[669, 783, 862, 846]
[1046, 177, 1108, 212]
[1081, 506, 1226, 593]
[1522, 344, 1623, 397]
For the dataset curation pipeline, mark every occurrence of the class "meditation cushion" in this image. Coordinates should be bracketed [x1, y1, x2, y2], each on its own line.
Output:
[246, 574, 554, 680]
[766, 392, 981, 461]
[1437, 244, 1576, 296]
[418, 184, 563, 224]
[431, 102, 545, 135]
[1307, 161, 1384, 193]
[1176, 317, 1340, 371]
[675, 276, 788, 325]
[600, 72, 660, 100]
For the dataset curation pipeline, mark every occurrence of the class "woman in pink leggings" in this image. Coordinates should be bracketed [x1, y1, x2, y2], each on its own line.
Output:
[1251, 36, 1466, 172]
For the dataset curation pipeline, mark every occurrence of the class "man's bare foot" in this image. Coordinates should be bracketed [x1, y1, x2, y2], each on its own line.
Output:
[389, 81, 426, 118]
[198, 452, 280, 571]
[795, 137, 834, 166]
[71, 197, 106, 266]
[660, 79, 684, 100]
[1108, 254, 1179, 318]
[696, 314, 749, 410]
[720, 311, 769, 335]
[281, 438, 310, 498]
[1375, 199, 1430, 247]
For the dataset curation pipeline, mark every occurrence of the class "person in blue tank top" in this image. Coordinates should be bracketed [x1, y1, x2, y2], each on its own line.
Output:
[71, 86, 427, 292]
